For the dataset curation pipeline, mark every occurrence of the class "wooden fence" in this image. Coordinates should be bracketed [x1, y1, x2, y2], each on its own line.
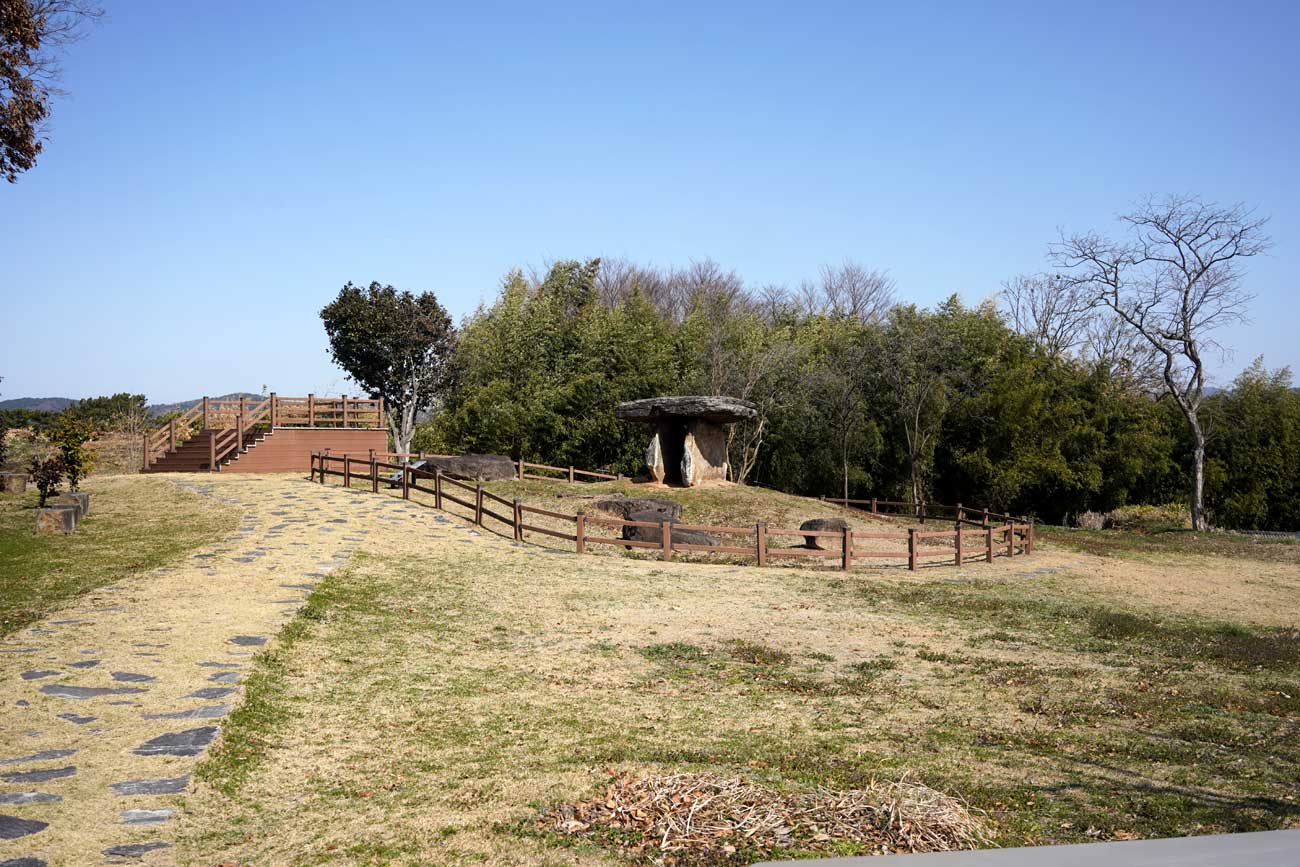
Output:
[309, 451, 1034, 572]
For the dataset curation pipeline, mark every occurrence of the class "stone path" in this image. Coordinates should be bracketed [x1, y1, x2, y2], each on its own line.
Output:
[0, 475, 473, 865]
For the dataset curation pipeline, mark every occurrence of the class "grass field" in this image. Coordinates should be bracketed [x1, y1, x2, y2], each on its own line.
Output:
[176, 475, 1300, 866]
[0, 474, 239, 635]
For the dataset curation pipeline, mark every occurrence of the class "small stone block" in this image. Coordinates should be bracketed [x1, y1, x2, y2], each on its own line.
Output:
[0, 473, 27, 494]
[34, 507, 76, 535]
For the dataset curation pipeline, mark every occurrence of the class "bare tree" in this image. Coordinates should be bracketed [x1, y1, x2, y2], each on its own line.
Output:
[799, 261, 896, 323]
[1052, 195, 1270, 530]
[1000, 273, 1093, 357]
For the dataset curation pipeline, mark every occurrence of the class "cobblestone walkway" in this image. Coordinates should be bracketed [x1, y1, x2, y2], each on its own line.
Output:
[0, 475, 473, 866]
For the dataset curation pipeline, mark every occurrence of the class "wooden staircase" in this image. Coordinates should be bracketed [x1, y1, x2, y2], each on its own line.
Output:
[140, 394, 384, 474]
[141, 429, 266, 473]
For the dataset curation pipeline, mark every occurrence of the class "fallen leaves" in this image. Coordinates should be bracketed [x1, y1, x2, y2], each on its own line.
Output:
[541, 770, 992, 863]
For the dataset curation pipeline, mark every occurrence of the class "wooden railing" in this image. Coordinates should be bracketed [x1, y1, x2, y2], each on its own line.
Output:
[819, 496, 1029, 527]
[310, 451, 1035, 572]
[142, 393, 385, 470]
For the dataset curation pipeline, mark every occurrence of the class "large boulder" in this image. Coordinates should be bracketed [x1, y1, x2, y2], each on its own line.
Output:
[623, 509, 718, 547]
[800, 517, 849, 550]
[590, 497, 682, 522]
[0, 473, 28, 494]
[425, 454, 517, 482]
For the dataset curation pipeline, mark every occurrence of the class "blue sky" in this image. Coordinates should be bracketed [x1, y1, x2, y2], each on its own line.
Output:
[3, 0, 1297, 403]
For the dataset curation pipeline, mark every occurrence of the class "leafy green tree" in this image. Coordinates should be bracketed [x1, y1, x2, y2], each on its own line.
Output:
[321, 282, 456, 456]
[51, 413, 94, 490]
[28, 454, 64, 505]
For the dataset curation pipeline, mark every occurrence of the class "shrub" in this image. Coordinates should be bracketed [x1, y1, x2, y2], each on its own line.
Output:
[51, 414, 96, 491]
[28, 455, 65, 507]
[1104, 503, 1192, 532]
[0, 424, 8, 469]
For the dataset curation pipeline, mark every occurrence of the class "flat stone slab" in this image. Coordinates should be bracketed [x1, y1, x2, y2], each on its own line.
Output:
[0, 814, 48, 839]
[0, 792, 61, 805]
[57, 713, 96, 725]
[0, 858, 47, 866]
[110, 775, 189, 796]
[614, 395, 757, 423]
[103, 841, 171, 858]
[18, 670, 60, 680]
[0, 749, 76, 765]
[185, 687, 236, 700]
[110, 671, 156, 683]
[120, 808, 173, 825]
[132, 726, 218, 757]
[142, 704, 229, 721]
[227, 635, 266, 646]
[0, 766, 76, 784]
[68, 659, 100, 668]
[38, 684, 146, 700]
[208, 671, 240, 683]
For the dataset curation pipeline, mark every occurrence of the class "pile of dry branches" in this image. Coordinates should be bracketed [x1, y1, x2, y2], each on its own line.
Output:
[542, 771, 992, 864]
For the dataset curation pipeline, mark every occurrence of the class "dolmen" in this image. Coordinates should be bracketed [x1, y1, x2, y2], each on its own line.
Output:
[614, 395, 756, 487]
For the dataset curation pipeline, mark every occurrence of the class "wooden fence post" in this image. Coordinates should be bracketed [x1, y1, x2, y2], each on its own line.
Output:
[434, 469, 443, 510]
[343, 455, 351, 489]
[401, 463, 410, 500]
[871, 497, 878, 514]
[1027, 521, 1035, 555]
[270, 393, 278, 427]
[168, 419, 176, 451]
[756, 521, 767, 567]
[308, 393, 315, 427]
[377, 396, 384, 429]
[320, 449, 329, 483]
[209, 433, 216, 473]
[955, 522, 963, 567]
[202, 396, 210, 430]
[982, 508, 989, 528]
[371, 457, 378, 493]
[985, 526, 994, 562]
[842, 527, 853, 572]
[661, 519, 673, 561]
[956, 502, 964, 523]
[475, 485, 483, 525]
[342, 395, 350, 429]
[517, 460, 524, 481]
[1006, 522, 1014, 558]
[908, 528, 917, 571]
[568, 465, 575, 483]
[575, 511, 586, 553]
[142, 434, 150, 471]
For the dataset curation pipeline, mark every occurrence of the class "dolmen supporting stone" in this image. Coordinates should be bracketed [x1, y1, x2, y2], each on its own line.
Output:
[425, 454, 517, 482]
[614, 396, 757, 487]
[35, 506, 77, 535]
[0, 473, 27, 494]
[800, 517, 849, 549]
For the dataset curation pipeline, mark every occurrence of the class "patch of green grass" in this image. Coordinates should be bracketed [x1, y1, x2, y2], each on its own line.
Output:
[726, 640, 792, 666]
[196, 571, 341, 795]
[0, 476, 239, 635]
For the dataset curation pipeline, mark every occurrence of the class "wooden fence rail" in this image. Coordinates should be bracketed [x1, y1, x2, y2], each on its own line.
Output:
[309, 451, 1034, 572]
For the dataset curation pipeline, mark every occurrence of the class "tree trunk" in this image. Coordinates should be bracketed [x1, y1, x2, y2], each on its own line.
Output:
[1190, 424, 1207, 532]
[909, 456, 924, 517]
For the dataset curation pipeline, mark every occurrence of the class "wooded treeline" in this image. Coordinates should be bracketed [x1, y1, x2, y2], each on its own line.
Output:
[413, 257, 1300, 531]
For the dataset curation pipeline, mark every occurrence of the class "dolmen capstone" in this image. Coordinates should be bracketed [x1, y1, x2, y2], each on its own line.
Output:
[800, 517, 849, 550]
[425, 453, 517, 482]
[614, 396, 756, 487]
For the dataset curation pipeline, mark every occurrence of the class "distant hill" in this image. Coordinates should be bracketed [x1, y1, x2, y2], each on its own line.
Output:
[0, 397, 76, 412]
[146, 392, 263, 417]
[0, 393, 264, 417]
